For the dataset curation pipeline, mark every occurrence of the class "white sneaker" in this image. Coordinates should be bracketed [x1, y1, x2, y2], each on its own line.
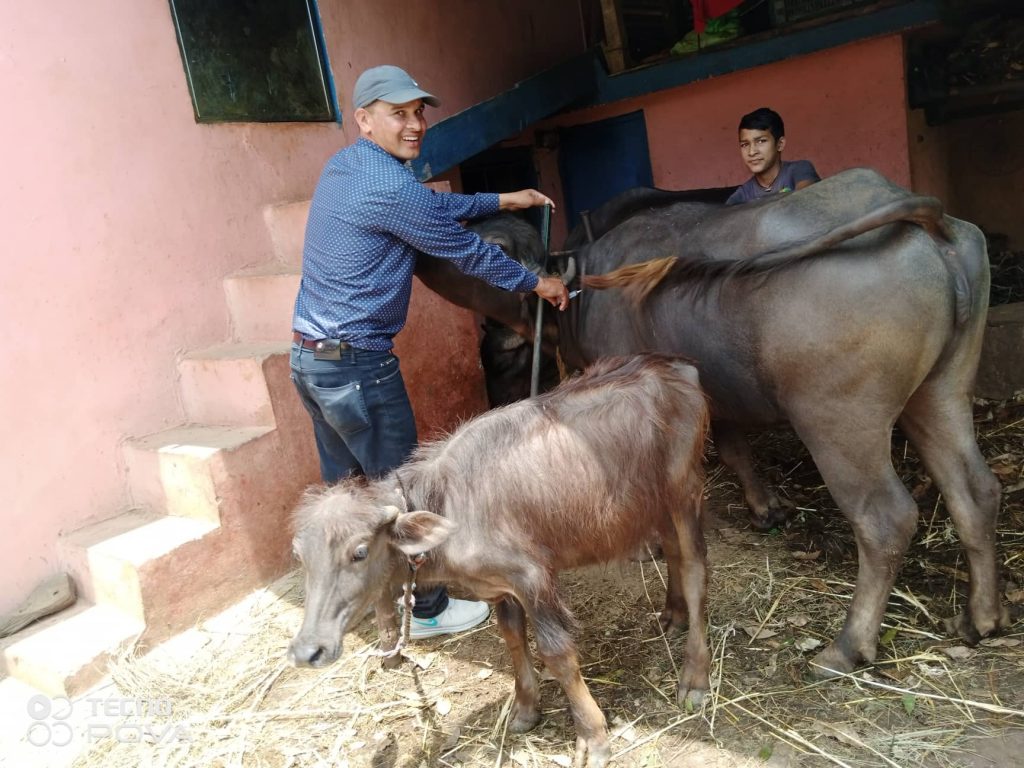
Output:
[408, 598, 490, 639]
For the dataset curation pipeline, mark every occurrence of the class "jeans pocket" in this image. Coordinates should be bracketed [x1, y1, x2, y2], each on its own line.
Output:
[373, 356, 401, 384]
[306, 380, 371, 435]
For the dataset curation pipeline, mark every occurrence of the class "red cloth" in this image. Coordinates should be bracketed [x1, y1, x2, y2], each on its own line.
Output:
[690, 0, 744, 34]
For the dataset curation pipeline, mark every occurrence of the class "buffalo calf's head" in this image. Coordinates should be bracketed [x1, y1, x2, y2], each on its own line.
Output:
[287, 481, 456, 667]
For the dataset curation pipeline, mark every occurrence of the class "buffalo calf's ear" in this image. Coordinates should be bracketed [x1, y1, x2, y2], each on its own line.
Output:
[389, 511, 456, 555]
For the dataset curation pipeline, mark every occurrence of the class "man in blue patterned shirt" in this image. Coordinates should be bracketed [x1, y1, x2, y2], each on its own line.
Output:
[291, 65, 568, 639]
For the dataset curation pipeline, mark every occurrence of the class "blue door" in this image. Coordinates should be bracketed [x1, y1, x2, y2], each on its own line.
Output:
[558, 110, 654, 231]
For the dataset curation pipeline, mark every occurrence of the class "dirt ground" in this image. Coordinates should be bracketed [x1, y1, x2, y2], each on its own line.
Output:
[62, 392, 1024, 768]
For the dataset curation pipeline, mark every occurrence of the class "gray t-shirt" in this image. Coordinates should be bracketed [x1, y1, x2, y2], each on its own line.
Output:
[726, 159, 820, 205]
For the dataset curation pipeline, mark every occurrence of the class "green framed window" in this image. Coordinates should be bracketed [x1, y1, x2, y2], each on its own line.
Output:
[169, 0, 337, 123]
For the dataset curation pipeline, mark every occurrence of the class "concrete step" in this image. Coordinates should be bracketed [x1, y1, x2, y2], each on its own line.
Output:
[262, 199, 310, 266]
[977, 301, 1024, 400]
[116, 393, 318, 640]
[0, 201, 327, 699]
[0, 603, 143, 697]
[124, 424, 275, 524]
[179, 341, 290, 426]
[60, 509, 219, 622]
[7, 396, 318, 696]
[224, 266, 299, 343]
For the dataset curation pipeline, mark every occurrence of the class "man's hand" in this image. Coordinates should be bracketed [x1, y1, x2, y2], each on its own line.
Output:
[497, 190, 564, 308]
[535, 275, 569, 311]
[499, 189, 556, 212]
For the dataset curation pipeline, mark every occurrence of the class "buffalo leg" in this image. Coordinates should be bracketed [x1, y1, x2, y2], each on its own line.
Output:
[899, 387, 1007, 641]
[657, 526, 688, 632]
[528, 603, 610, 768]
[713, 422, 789, 530]
[666, 499, 710, 708]
[495, 597, 542, 733]
[793, 419, 919, 677]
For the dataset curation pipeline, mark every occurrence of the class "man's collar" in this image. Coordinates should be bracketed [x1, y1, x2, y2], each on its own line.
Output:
[356, 137, 411, 168]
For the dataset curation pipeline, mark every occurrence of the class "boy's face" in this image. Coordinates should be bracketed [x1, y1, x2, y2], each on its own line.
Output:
[738, 128, 785, 177]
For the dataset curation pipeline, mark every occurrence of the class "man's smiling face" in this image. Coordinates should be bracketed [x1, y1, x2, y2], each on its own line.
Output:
[356, 98, 427, 161]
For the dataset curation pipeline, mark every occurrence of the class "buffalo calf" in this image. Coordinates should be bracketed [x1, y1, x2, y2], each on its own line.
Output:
[289, 354, 711, 768]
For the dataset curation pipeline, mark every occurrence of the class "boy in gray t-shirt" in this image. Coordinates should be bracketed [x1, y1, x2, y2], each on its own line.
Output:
[726, 107, 820, 205]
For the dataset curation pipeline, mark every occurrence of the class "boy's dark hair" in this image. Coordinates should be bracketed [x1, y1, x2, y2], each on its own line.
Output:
[738, 107, 785, 141]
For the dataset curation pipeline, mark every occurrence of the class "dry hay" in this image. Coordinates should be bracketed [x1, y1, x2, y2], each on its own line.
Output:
[988, 247, 1024, 307]
[72, 394, 1024, 768]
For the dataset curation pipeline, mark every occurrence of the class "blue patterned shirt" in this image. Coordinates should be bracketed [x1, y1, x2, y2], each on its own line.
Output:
[293, 138, 539, 351]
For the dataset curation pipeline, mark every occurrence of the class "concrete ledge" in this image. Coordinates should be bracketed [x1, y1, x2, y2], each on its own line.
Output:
[179, 342, 290, 427]
[124, 425, 275, 523]
[0, 605, 143, 697]
[224, 267, 300, 343]
[262, 200, 310, 267]
[977, 302, 1024, 400]
[61, 510, 219, 618]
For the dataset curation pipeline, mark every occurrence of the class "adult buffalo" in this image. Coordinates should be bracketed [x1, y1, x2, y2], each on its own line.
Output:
[421, 168, 1009, 680]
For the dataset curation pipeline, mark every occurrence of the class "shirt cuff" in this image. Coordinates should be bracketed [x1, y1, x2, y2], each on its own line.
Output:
[480, 192, 501, 216]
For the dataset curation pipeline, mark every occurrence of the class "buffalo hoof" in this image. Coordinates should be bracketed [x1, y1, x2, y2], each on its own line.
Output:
[944, 604, 1012, 645]
[807, 643, 861, 680]
[509, 706, 541, 734]
[380, 652, 403, 670]
[676, 684, 706, 712]
[573, 734, 611, 768]
[748, 497, 793, 532]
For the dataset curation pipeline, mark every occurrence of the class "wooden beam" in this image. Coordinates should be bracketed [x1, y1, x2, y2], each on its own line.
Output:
[410, 52, 598, 181]
[593, 0, 942, 105]
[600, 0, 629, 74]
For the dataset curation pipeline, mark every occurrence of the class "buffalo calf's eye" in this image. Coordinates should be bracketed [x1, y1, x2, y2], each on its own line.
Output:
[352, 545, 369, 562]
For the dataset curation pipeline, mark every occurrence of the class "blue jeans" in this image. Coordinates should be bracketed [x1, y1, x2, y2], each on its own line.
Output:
[290, 343, 447, 617]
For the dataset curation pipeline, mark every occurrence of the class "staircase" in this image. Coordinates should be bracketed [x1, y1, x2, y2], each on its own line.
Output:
[0, 201, 320, 696]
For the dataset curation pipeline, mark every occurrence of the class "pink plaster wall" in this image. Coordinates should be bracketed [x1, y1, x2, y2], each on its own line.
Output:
[532, 35, 913, 246]
[321, 1, 582, 119]
[649, 36, 911, 188]
[0, 0, 582, 614]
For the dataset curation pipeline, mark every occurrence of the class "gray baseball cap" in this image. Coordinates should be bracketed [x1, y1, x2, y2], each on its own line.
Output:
[352, 65, 441, 109]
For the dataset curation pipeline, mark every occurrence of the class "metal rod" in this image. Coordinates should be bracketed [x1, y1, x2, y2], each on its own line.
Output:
[530, 204, 552, 398]
[581, 209, 595, 243]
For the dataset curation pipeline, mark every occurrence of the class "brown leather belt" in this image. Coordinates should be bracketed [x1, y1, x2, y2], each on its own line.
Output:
[292, 331, 351, 351]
